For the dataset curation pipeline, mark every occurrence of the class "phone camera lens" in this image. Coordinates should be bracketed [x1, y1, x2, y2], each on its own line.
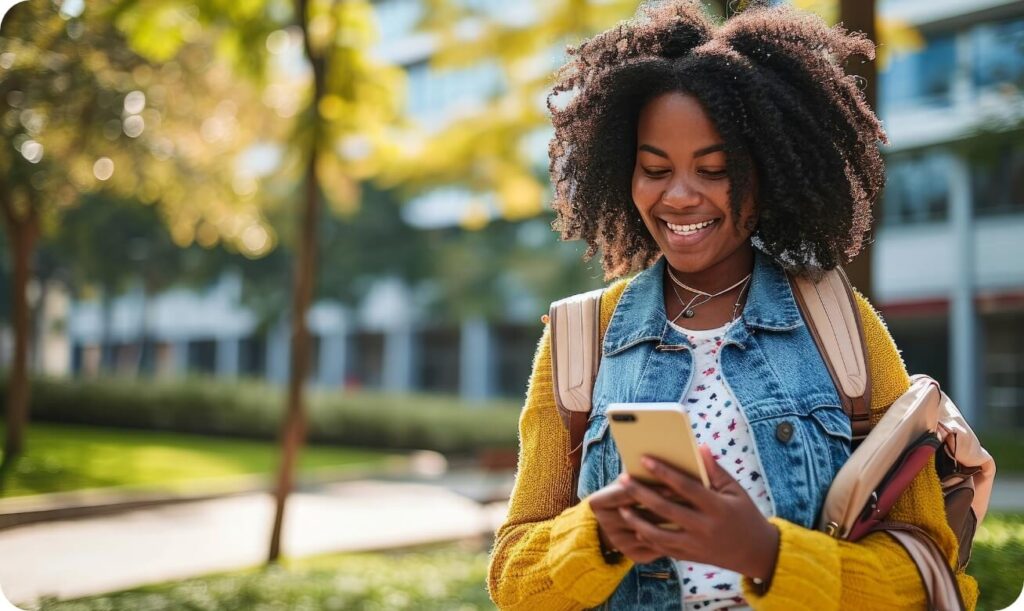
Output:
[611, 413, 636, 422]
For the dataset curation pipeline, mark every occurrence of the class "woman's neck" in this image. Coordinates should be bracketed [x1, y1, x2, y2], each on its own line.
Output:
[666, 242, 755, 295]
[662, 243, 756, 331]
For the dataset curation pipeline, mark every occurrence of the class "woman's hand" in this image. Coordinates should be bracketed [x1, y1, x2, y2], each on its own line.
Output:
[618, 445, 780, 582]
[588, 479, 664, 564]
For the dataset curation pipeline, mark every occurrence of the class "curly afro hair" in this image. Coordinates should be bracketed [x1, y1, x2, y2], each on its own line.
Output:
[547, 0, 887, 279]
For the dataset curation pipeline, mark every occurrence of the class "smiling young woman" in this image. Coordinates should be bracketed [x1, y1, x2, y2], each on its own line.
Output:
[632, 92, 758, 330]
[488, 2, 978, 610]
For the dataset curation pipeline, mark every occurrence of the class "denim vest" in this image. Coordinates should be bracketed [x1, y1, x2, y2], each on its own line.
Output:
[577, 252, 853, 610]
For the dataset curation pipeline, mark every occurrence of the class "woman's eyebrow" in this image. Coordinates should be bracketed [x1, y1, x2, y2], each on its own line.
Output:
[637, 143, 726, 159]
[693, 143, 725, 158]
[637, 144, 669, 158]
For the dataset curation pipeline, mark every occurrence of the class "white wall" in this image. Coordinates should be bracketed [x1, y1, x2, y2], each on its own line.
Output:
[875, 215, 1024, 302]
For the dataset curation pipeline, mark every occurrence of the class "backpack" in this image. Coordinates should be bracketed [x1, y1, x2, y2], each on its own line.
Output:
[548, 268, 995, 611]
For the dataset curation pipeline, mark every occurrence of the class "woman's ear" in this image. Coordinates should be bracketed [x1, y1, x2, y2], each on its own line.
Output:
[742, 208, 759, 233]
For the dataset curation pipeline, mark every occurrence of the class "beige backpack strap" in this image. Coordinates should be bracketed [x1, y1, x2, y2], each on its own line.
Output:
[789, 268, 873, 440]
[881, 523, 968, 611]
[549, 288, 605, 496]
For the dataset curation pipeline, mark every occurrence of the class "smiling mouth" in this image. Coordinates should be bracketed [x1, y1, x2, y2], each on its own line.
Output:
[665, 219, 719, 236]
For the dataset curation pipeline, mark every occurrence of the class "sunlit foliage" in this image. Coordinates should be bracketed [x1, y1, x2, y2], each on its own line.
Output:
[1, 0, 277, 257]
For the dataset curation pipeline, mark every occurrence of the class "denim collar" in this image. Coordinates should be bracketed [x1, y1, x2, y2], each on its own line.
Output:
[602, 249, 804, 356]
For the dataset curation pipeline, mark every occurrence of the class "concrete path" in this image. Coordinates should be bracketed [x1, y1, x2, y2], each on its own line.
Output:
[0, 476, 511, 607]
[990, 475, 1024, 513]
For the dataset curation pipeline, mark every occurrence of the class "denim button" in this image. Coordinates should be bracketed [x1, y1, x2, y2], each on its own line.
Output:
[776, 421, 794, 443]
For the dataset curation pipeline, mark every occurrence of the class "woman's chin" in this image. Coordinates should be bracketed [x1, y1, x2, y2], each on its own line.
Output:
[662, 252, 714, 276]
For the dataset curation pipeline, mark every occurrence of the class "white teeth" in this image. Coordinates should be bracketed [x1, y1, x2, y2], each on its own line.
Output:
[666, 219, 716, 235]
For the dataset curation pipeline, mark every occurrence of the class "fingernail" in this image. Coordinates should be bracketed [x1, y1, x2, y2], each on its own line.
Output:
[641, 456, 657, 470]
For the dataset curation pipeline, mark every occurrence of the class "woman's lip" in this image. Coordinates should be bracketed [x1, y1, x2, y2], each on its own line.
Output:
[661, 218, 718, 248]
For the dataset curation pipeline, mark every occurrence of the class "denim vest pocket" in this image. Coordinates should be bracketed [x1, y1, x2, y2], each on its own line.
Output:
[806, 404, 853, 481]
[577, 414, 611, 501]
[636, 557, 677, 580]
[746, 402, 851, 527]
[636, 559, 682, 609]
[806, 404, 853, 441]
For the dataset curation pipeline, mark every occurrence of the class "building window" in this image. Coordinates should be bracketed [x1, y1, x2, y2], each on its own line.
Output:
[972, 142, 1024, 217]
[187, 339, 217, 374]
[984, 313, 1024, 428]
[347, 332, 385, 389]
[973, 18, 1024, 93]
[888, 318, 950, 393]
[239, 336, 267, 377]
[416, 327, 460, 394]
[493, 323, 536, 397]
[880, 32, 957, 113]
[71, 343, 84, 376]
[883, 151, 952, 225]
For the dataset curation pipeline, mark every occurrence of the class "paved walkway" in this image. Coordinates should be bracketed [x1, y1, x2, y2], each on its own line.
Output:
[2, 469, 1023, 608]
[990, 475, 1024, 513]
[0, 473, 512, 607]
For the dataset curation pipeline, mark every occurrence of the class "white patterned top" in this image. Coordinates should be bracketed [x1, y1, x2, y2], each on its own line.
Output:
[667, 318, 774, 610]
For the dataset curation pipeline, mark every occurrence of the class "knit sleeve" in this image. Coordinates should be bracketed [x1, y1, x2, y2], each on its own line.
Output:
[486, 324, 633, 610]
[740, 292, 979, 610]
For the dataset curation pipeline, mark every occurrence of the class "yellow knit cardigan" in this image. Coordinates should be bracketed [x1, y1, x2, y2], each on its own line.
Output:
[487, 277, 979, 610]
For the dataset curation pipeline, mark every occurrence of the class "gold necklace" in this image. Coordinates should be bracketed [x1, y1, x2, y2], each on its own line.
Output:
[666, 268, 753, 321]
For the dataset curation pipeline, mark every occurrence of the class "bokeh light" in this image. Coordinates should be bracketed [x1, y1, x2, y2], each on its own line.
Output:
[92, 157, 114, 181]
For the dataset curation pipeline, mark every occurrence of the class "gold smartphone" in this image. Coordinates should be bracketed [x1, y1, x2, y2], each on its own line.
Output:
[607, 403, 710, 489]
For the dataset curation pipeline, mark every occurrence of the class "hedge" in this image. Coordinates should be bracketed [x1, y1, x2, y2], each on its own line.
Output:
[0, 376, 522, 456]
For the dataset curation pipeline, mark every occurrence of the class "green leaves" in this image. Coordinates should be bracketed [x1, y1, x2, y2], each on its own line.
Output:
[115, 3, 195, 63]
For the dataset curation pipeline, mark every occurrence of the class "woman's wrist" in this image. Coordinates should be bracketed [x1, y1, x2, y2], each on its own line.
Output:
[745, 521, 780, 585]
[596, 524, 624, 564]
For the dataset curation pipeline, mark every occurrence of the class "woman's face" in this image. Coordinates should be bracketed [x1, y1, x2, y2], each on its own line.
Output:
[631, 92, 756, 276]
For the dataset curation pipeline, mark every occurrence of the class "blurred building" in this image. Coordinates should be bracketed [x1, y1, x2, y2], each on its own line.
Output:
[66, 268, 543, 400]
[875, 0, 1024, 428]
[63, 0, 1024, 430]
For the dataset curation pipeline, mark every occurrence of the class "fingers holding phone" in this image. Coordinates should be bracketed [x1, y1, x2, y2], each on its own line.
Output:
[588, 403, 712, 563]
[587, 479, 664, 564]
[606, 403, 710, 533]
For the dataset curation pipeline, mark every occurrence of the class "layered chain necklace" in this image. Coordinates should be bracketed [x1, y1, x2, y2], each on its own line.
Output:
[667, 266, 752, 325]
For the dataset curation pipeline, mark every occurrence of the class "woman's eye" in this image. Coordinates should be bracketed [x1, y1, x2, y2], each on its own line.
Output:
[699, 169, 728, 179]
[642, 168, 670, 178]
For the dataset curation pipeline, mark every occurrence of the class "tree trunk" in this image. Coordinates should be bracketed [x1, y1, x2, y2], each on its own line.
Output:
[839, 0, 878, 299]
[2, 215, 38, 468]
[268, 0, 327, 563]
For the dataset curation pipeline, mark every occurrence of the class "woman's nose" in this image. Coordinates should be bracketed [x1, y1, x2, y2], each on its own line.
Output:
[661, 176, 701, 208]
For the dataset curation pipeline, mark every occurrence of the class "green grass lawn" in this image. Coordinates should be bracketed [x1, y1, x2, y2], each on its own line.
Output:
[32, 542, 494, 611]
[0, 422, 402, 498]
[26, 514, 1024, 611]
[970, 512, 1024, 611]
